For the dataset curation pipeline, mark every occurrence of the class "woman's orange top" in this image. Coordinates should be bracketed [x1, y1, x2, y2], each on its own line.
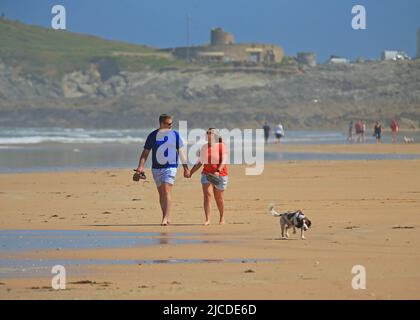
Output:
[200, 142, 228, 176]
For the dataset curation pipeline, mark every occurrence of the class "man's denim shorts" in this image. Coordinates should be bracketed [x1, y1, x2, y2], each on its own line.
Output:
[152, 168, 177, 187]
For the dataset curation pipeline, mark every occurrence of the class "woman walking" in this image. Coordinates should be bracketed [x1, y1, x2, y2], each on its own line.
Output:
[373, 121, 382, 144]
[390, 119, 399, 144]
[188, 128, 228, 225]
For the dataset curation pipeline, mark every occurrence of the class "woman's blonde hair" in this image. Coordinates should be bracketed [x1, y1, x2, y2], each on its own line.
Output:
[208, 128, 222, 143]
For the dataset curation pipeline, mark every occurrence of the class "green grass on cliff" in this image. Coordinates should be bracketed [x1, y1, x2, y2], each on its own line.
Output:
[0, 18, 186, 77]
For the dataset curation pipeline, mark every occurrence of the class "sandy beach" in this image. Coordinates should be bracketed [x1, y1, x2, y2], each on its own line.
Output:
[1, 144, 420, 300]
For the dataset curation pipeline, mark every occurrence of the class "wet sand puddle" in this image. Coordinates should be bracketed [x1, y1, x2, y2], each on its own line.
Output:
[0, 230, 276, 278]
[0, 230, 214, 251]
[0, 258, 274, 279]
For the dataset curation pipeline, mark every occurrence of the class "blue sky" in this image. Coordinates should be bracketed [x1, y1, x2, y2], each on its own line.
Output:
[1, 0, 419, 61]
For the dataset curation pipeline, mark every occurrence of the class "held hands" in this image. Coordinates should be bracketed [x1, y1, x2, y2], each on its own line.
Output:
[183, 168, 191, 178]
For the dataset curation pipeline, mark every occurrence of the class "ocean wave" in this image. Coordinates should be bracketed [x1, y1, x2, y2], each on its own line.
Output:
[0, 127, 152, 145]
[0, 128, 350, 146]
[0, 136, 145, 145]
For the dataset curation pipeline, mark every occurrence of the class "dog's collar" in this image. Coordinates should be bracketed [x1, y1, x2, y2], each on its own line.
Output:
[293, 211, 305, 225]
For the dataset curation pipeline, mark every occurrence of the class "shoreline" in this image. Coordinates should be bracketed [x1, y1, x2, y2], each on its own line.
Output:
[0, 143, 419, 175]
[265, 143, 420, 154]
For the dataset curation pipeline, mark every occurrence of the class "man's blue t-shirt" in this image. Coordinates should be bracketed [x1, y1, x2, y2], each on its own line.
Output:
[144, 129, 184, 169]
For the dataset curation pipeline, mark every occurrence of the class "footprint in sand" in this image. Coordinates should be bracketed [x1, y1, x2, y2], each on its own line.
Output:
[28, 286, 52, 290]
[69, 280, 111, 286]
[244, 269, 256, 273]
[69, 280, 95, 284]
[392, 225, 415, 229]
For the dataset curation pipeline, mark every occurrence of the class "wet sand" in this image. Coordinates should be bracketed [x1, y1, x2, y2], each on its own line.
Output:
[1, 145, 420, 299]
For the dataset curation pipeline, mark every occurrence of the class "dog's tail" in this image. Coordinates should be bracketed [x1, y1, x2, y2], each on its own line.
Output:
[269, 204, 282, 217]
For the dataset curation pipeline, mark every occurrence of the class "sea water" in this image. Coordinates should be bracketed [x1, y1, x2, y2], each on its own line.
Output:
[0, 127, 419, 173]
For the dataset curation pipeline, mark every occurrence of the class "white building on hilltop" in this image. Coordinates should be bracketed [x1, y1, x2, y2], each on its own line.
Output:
[328, 56, 350, 64]
[382, 51, 410, 61]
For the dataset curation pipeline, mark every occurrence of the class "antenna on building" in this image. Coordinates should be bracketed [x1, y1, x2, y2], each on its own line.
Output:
[186, 14, 191, 61]
[417, 27, 420, 59]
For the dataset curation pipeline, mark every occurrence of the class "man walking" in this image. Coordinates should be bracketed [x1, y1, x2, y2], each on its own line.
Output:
[373, 121, 382, 144]
[135, 114, 190, 226]
[347, 120, 354, 142]
[263, 122, 271, 144]
[274, 122, 285, 144]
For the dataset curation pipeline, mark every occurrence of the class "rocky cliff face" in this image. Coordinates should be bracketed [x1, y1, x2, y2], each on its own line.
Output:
[0, 61, 62, 100]
[1, 59, 420, 129]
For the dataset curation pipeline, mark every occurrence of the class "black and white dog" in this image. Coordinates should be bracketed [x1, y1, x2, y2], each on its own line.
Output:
[269, 205, 312, 240]
[403, 136, 415, 144]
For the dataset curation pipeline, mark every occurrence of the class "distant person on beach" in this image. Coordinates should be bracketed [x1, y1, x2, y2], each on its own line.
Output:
[135, 114, 190, 226]
[361, 121, 366, 143]
[263, 122, 271, 144]
[274, 123, 285, 143]
[355, 120, 365, 143]
[390, 119, 399, 144]
[187, 128, 228, 225]
[355, 120, 362, 143]
[347, 120, 354, 142]
[373, 121, 382, 144]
